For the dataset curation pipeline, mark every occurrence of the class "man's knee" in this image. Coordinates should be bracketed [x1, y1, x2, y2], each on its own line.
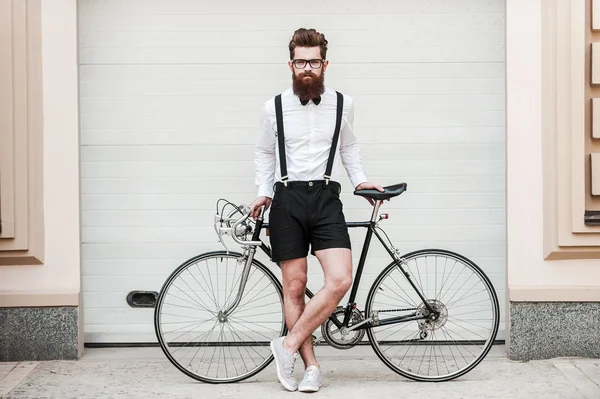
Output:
[328, 275, 352, 297]
[281, 258, 308, 301]
[285, 277, 307, 300]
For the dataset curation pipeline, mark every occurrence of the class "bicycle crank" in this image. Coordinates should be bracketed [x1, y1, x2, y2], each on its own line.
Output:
[321, 306, 365, 349]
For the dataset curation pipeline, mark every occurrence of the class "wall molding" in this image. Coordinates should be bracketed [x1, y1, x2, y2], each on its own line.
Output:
[0, 0, 45, 265]
[542, 0, 600, 258]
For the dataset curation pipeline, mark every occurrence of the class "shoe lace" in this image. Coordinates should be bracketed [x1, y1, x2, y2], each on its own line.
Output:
[303, 367, 319, 382]
[284, 352, 298, 376]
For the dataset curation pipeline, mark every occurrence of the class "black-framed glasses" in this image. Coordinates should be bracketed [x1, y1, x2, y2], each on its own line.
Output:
[292, 59, 325, 69]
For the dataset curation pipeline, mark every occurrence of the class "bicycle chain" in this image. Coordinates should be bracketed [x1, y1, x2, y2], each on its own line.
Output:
[378, 308, 417, 313]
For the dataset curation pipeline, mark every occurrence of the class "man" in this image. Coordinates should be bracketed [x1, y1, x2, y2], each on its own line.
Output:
[249, 28, 383, 392]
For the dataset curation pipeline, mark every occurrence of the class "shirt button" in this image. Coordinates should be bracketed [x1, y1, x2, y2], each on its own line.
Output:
[309, 182, 313, 187]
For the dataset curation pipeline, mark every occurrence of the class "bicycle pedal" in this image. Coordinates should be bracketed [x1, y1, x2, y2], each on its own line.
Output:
[311, 335, 325, 346]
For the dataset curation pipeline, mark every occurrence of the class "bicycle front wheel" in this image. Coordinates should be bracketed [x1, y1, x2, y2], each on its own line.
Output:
[365, 249, 500, 382]
[154, 251, 285, 383]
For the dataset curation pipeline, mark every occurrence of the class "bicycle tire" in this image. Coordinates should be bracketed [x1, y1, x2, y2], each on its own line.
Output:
[365, 249, 500, 382]
[154, 250, 286, 383]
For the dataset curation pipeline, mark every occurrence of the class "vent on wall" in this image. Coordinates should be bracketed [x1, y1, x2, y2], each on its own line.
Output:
[126, 291, 158, 308]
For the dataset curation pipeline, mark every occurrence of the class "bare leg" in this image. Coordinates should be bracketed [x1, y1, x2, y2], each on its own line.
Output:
[282, 248, 352, 354]
[280, 257, 319, 369]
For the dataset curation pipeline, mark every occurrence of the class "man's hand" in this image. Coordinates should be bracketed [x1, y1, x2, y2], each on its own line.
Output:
[355, 181, 385, 206]
[249, 196, 272, 220]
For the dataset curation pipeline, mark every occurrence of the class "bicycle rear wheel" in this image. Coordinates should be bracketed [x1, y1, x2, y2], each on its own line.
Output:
[154, 251, 285, 383]
[365, 249, 499, 382]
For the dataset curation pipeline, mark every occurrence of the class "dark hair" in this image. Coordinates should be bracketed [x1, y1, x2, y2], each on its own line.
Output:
[288, 28, 328, 60]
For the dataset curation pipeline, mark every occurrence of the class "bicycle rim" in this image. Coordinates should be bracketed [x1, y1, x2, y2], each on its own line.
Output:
[365, 249, 500, 382]
[154, 251, 285, 383]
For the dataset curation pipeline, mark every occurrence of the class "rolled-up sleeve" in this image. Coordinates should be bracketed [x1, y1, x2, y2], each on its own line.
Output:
[254, 103, 276, 198]
[339, 99, 367, 188]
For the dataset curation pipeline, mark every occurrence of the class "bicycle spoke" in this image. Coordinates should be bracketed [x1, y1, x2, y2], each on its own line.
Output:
[225, 321, 270, 360]
[436, 259, 458, 301]
[187, 266, 219, 311]
[170, 283, 215, 315]
[415, 257, 427, 299]
[163, 292, 213, 313]
[442, 274, 480, 307]
[380, 280, 415, 306]
[387, 272, 420, 304]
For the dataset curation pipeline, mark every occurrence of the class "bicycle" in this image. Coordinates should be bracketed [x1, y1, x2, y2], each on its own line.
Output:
[153, 182, 500, 383]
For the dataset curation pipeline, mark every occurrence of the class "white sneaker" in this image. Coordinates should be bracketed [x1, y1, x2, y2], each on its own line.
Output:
[298, 365, 323, 393]
[270, 337, 298, 391]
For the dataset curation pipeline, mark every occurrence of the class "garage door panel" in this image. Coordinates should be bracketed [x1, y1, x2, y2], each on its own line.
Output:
[80, 29, 504, 48]
[80, 175, 504, 195]
[79, 0, 504, 15]
[81, 127, 505, 146]
[81, 160, 504, 179]
[79, 110, 504, 129]
[80, 78, 504, 97]
[78, 13, 504, 33]
[82, 224, 505, 244]
[82, 208, 505, 228]
[82, 241, 506, 262]
[80, 95, 505, 114]
[80, 63, 505, 80]
[81, 143, 503, 163]
[80, 191, 503, 211]
[80, 45, 504, 65]
[82, 256, 508, 277]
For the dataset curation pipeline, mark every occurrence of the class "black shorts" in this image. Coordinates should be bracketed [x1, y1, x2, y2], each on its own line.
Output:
[268, 180, 352, 263]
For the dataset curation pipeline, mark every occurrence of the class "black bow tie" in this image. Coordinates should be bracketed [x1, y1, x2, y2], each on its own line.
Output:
[300, 96, 321, 106]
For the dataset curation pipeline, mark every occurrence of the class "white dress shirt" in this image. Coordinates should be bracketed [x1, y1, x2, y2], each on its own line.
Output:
[254, 87, 368, 198]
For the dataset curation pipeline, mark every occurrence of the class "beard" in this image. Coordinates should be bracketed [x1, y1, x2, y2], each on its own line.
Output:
[292, 70, 325, 101]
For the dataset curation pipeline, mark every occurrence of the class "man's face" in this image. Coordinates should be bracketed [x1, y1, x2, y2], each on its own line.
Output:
[288, 46, 328, 79]
[289, 47, 329, 99]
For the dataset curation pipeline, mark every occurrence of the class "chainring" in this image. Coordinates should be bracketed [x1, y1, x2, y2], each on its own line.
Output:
[321, 306, 365, 349]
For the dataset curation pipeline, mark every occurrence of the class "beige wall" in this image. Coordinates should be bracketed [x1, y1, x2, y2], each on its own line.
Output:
[506, 0, 600, 301]
[0, 0, 80, 307]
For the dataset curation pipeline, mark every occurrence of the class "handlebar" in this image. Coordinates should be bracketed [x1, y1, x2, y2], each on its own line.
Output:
[214, 204, 264, 249]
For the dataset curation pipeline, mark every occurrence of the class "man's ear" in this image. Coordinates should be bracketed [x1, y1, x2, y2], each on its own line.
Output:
[288, 60, 294, 73]
[322, 60, 329, 72]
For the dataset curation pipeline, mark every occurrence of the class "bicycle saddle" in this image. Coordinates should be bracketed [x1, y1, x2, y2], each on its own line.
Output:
[353, 183, 407, 201]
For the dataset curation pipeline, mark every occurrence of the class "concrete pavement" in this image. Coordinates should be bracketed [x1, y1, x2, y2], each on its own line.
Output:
[1, 345, 599, 398]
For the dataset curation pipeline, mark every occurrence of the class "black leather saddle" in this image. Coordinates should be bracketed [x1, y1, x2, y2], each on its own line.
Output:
[353, 183, 407, 201]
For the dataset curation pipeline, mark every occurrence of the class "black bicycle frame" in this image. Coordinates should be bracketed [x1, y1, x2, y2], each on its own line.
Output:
[251, 210, 435, 332]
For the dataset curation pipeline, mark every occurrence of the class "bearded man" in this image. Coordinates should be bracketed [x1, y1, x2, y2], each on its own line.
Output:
[249, 28, 383, 393]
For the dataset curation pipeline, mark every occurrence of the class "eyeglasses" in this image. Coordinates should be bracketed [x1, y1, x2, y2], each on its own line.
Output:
[292, 59, 325, 69]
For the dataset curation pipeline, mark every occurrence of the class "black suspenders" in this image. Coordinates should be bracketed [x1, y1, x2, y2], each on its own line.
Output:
[274, 91, 344, 186]
[274, 94, 289, 185]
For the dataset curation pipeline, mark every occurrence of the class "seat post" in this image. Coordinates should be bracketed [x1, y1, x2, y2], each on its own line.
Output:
[370, 201, 382, 222]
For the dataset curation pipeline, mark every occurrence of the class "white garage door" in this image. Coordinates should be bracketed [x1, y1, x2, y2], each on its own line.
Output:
[79, 0, 506, 343]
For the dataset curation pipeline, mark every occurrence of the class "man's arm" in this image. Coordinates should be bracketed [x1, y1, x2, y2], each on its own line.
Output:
[255, 103, 276, 198]
[339, 99, 368, 188]
[339, 98, 384, 203]
[250, 103, 276, 219]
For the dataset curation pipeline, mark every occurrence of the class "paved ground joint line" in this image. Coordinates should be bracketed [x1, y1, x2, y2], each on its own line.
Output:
[553, 360, 600, 399]
[574, 362, 600, 389]
[0, 362, 39, 396]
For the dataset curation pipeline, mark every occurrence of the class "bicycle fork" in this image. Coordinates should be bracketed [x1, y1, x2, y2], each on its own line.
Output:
[220, 207, 265, 319]
[220, 246, 256, 319]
